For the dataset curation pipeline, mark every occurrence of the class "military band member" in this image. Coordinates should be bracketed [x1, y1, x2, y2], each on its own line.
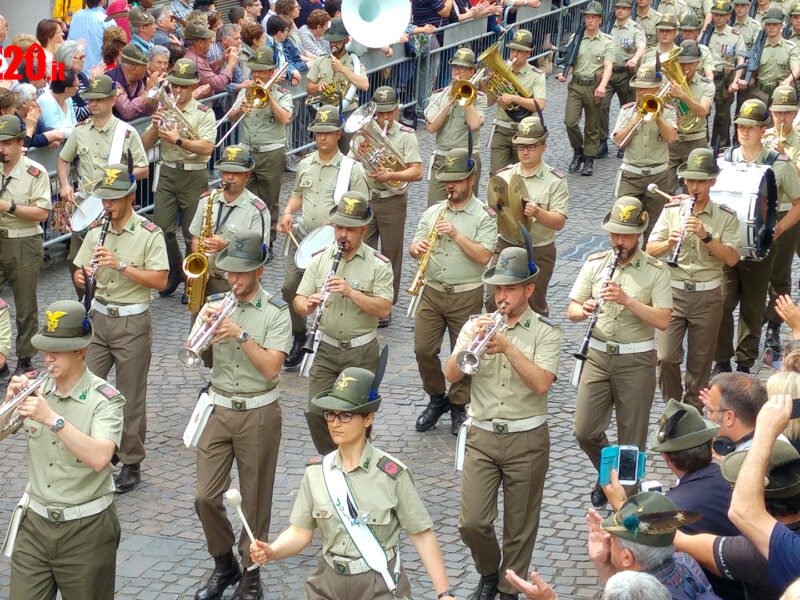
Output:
[73, 163, 169, 493]
[751, 0, 772, 22]
[425, 47, 487, 204]
[714, 99, 800, 373]
[191, 233, 290, 600]
[249, 367, 457, 600]
[278, 105, 370, 370]
[613, 64, 678, 242]
[486, 29, 546, 176]
[707, 0, 745, 149]
[354, 86, 423, 321]
[684, 0, 713, 29]
[141, 58, 216, 300]
[568, 197, 672, 507]
[489, 116, 568, 317]
[294, 192, 393, 455]
[601, 0, 647, 160]
[558, 1, 614, 177]
[5, 300, 124, 600]
[657, 0, 690, 22]
[787, 1, 800, 43]
[635, 0, 664, 46]
[645, 148, 740, 409]
[226, 46, 294, 258]
[677, 14, 716, 80]
[0, 113, 51, 376]
[444, 247, 560, 600]
[411, 149, 498, 437]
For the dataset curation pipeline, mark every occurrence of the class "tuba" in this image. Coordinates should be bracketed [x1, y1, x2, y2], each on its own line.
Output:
[0, 366, 54, 442]
[181, 284, 240, 366]
[478, 41, 532, 121]
[406, 195, 450, 317]
[341, 0, 411, 49]
[659, 47, 702, 134]
[183, 185, 225, 314]
[344, 102, 409, 192]
[456, 303, 509, 374]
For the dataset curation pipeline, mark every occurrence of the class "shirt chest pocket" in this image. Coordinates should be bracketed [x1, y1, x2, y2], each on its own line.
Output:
[23, 419, 43, 439]
[299, 175, 315, 197]
[356, 504, 394, 531]
[622, 274, 649, 305]
[346, 271, 374, 295]
[115, 245, 146, 269]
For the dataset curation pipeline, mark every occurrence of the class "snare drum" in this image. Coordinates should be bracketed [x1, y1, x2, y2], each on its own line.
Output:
[710, 160, 777, 261]
[69, 193, 105, 235]
[295, 225, 335, 270]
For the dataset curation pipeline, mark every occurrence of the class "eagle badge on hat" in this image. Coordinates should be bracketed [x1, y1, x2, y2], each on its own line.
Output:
[742, 102, 757, 116]
[618, 205, 637, 222]
[693, 153, 705, 167]
[226, 146, 242, 161]
[90, 78, 100, 89]
[519, 122, 532, 135]
[781, 89, 791, 102]
[716, 0, 725, 7]
[343, 196, 359, 215]
[446, 156, 458, 168]
[377, 89, 391, 101]
[104, 168, 121, 185]
[515, 30, 526, 41]
[0, 121, 6, 132]
[456, 48, 471, 60]
[336, 374, 357, 391]
[234, 237, 246, 251]
[176, 61, 189, 75]
[498, 255, 512, 270]
[45, 310, 67, 333]
[318, 109, 331, 123]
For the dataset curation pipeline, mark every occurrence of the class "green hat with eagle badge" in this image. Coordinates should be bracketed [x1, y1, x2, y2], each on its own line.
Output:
[602, 196, 649, 234]
[312, 347, 389, 414]
[32, 300, 93, 352]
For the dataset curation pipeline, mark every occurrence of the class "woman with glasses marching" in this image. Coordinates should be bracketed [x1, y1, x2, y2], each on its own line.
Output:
[249, 361, 457, 600]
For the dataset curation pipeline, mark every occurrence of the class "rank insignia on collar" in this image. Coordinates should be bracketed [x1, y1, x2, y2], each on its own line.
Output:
[524, 319, 531, 328]
[79, 391, 87, 400]
[256, 298, 261, 307]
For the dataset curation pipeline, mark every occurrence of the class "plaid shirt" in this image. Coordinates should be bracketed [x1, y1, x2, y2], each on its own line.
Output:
[207, 42, 247, 93]
[650, 552, 715, 598]
[170, 0, 192, 38]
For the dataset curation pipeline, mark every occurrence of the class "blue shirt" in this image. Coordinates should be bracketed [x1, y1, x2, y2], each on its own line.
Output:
[207, 42, 246, 93]
[37, 91, 77, 137]
[131, 34, 153, 54]
[769, 522, 800, 590]
[412, 0, 449, 27]
[67, 6, 114, 78]
[667, 463, 740, 537]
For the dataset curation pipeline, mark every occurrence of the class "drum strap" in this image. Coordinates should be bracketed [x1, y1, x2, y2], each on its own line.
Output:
[724, 146, 779, 166]
[108, 119, 130, 165]
[334, 157, 355, 205]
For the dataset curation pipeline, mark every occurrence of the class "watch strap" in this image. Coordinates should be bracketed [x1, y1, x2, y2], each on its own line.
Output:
[437, 590, 455, 599]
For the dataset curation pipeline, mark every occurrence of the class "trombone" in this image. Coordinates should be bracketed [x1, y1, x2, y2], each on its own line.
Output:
[613, 84, 670, 148]
[427, 68, 486, 123]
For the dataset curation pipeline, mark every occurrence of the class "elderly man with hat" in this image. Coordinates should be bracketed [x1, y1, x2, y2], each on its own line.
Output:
[646, 149, 739, 409]
[4, 299, 125, 600]
[141, 58, 216, 300]
[189, 231, 291, 600]
[73, 162, 168, 493]
[678, 15, 716, 79]
[105, 43, 159, 120]
[707, 0, 745, 150]
[0, 114, 52, 376]
[444, 244, 560, 600]
[568, 197, 672, 508]
[713, 99, 800, 374]
[226, 45, 293, 259]
[410, 148, 498, 437]
[294, 191, 393, 454]
[557, 0, 614, 176]
[425, 47, 487, 204]
[489, 115, 568, 317]
[279, 104, 369, 369]
[183, 19, 240, 94]
[352, 86, 423, 320]
[129, 6, 157, 54]
[486, 29, 546, 176]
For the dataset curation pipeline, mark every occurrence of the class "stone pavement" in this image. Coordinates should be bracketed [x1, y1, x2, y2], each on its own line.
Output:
[0, 77, 782, 600]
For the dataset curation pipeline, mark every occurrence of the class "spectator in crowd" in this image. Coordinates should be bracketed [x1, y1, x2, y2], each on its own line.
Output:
[152, 7, 179, 46]
[239, 21, 266, 78]
[505, 569, 672, 600]
[0, 89, 16, 116]
[37, 68, 78, 136]
[297, 0, 323, 27]
[412, 0, 452, 117]
[36, 18, 66, 71]
[767, 367, 800, 454]
[193, 0, 216, 13]
[105, 0, 131, 40]
[243, 0, 264, 22]
[55, 40, 91, 121]
[207, 10, 223, 35]
[228, 6, 248, 27]
[14, 59, 49, 98]
[0, 14, 7, 76]
[16, 83, 63, 148]
[183, 19, 239, 94]
[276, 0, 315, 67]
[298, 8, 330, 57]
[184, 9, 209, 25]
[106, 43, 159, 119]
[266, 16, 303, 86]
[324, 0, 341, 18]
[171, 0, 192, 38]
[148, 45, 170, 78]
[164, 40, 187, 69]
[208, 24, 251, 93]
[10, 34, 38, 55]
[100, 25, 128, 71]
[130, 6, 157, 54]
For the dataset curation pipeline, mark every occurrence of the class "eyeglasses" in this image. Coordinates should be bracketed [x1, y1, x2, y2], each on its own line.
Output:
[322, 410, 355, 423]
[702, 405, 729, 418]
[517, 143, 542, 152]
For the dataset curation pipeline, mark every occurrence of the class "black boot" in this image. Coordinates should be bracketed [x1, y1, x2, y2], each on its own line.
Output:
[114, 463, 141, 493]
[736, 363, 751, 373]
[766, 321, 782, 353]
[159, 265, 184, 298]
[712, 360, 732, 374]
[469, 572, 499, 600]
[12, 357, 32, 377]
[0, 362, 9, 379]
[590, 482, 607, 508]
[231, 566, 263, 600]
[568, 151, 584, 173]
[581, 157, 594, 176]
[415, 393, 450, 431]
[283, 334, 306, 370]
[596, 139, 609, 158]
[195, 550, 242, 600]
[451, 404, 468, 436]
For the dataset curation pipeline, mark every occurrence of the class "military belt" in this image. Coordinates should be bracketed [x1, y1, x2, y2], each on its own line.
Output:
[588, 338, 656, 354]
[572, 76, 597, 87]
[671, 278, 720, 291]
[209, 387, 278, 410]
[494, 120, 519, 130]
[426, 281, 483, 294]
[245, 142, 284, 153]
[621, 162, 670, 176]
[160, 161, 208, 171]
[756, 81, 778, 94]
[92, 299, 149, 317]
[470, 414, 546, 434]
[676, 131, 708, 142]
[320, 330, 377, 350]
[28, 494, 113, 523]
[324, 548, 396, 575]
[0, 226, 41, 238]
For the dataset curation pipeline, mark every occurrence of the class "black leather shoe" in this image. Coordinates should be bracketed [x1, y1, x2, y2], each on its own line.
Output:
[499, 593, 518, 600]
[0, 362, 10, 379]
[736, 364, 751, 373]
[596, 140, 609, 158]
[13, 357, 32, 377]
[159, 267, 184, 298]
[451, 404, 468, 436]
[616, 148, 624, 158]
[590, 482, 607, 508]
[231, 566, 263, 600]
[766, 321, 782, 353]
[181, 293, 189, 305]
[283, 334, 306, 370]
[469, 572, 499, 600]
[195, 550, 241, 600]
[568, 151, 584, 173]
[415, 393, 450, 432]
[581, 158, 594, 176]
[712, 361, 732, 374]
[115, 463, 141, 493]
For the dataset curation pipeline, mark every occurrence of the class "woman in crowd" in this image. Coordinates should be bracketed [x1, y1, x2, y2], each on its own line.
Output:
[36, 18, 65, 72]
[55, 40, 90, 120]
[770, 352, 800, 454]
[298, 8, 330, 58]
[100, 25, 127, 72]
[37, 68, 77, 137]
[15, 83, 63, 148]
[276, 0, 315, 68]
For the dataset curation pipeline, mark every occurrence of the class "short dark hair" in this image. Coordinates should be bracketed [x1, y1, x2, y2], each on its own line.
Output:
[50, 68, 76, 93]
[665, 441, 712, 473]
[164, 41, 186, 68]
[228, 6, 246, 23]
[86, 0, 104, 7]
[241, 22, 265, 46]
[193, 0, 215, 10]
[275, 0, 297, 16]
[267, 15, 287, 36]
[0, 89, 18, 112]
[325, 0, 341, 17]
[710, 372, 767, 427]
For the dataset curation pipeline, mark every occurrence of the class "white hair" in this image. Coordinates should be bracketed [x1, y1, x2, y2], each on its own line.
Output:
[615, 537, 675, 572]
[55, 40, 81, 66]
[603, 571, 671, 600]
[15, 83, 37, 106]
[148, 45, 169, 61]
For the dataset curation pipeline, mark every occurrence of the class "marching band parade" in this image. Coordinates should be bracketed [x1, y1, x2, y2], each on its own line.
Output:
[4, 0, 800, 598]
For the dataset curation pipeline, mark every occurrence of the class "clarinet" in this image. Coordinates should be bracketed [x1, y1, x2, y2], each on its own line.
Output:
[301, 242, 345, 354]
[574, 247, 623, 362]
[667, 195, 697, 268]
[87, 211, 112, 294]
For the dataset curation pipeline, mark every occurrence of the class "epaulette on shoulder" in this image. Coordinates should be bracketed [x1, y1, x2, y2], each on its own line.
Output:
[377, 252, 390, 263]
[531, 65, 543, 74]
[550, 168, 565, 179]
[719, 204, 737, 215]
[278, 87, 288, 93]
[483, 205, 497, 217]
[663, 102, 675, 110]
[476, 90, 486, 96]
[207, 292, 227, 302]
[646, 254, 666, 268]
[732, 28, 740, 34]
[634, 22, 644, 29]
[376, 455, 406, 479]
[701, 76, 711, 83]
[200, 190, 211, 198]
[252, 198, 267, 211]
[197, 104, 209, 112]
[89, 219, 102, 229]
[537, 314, 558, 328]
[0, 298, 7, 310]
[400, 124, 414, 132]
[588, 250, 610, 261]
[665, 201, 682, 208]
[777, 154, 790, 161]
[496, 164, 511, 174]
[98, 383, 122, 399]
[622, 102, 635, 108]
[306, 455, 323, 466]
[27, 165, 42, 178]
[141, 219, 159, 232]
[77, 118, 90, 127]
[268, 296, 288, 309]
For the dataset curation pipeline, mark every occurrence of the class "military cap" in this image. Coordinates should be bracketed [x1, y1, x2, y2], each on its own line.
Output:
[677, 147, 721, 180]
[630, 63, 663, 87]
[329, 190, 373, 226]
[602, 492, 702, 547]
[81, 74, 117, 99]
[182, 19, 214, 39]
[656, 13, 680, 28]
[731, 0, 750, 5]
[614, 0, 634, 7]
[771, 85, 800, 111]
[323, 17, 349, 41]
[32, 300, 93, 352]
[512, 115, 548, 144]
[677, 39, 702, 63]
[167, 58, 201, 85]
[128, 6, 155, 27]
[372, 86, 399, 112]
[582, 1, 604, 14]
[92, 163, 137, 200]
[602, 196, 649, 234]
[482, 247, 539, 285]
[214, 145, 254, 173]
[790, 1, 800, 15]
[722, 441, 800, 499]
[435, 148, 477, 182]
[449, 46, 476, 67]
[649, 398, 720, 452]
[507, 29, 534, 51]
[735, 98, 770, 126]
[762, 6, 784, 22]
[312, 367, 382, 414]
[247, 46, 277, 70]
[0, 115, 26, 141]
[119, 43, 148, 66]
[215, 231, 269, 272]
[711, 0, 733, 13]
[679, 13, 702, 29]
[308, 104, 342, 132]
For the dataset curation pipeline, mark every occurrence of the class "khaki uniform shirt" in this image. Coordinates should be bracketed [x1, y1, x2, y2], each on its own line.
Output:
[753, 6, 771, 23]
[0, 300, 9, 357]
[296, 242, 394, 339]
[644, 42, 678, 65]
[188, 189, 270, 274]
[612, 19, 648, 67]
[0, 156, 51, 236]
[424, 87, 488, 150]
[74, 212, 169, 304]
[454, 306, 561, 421]
[757, 37, 800, 86]
[732, 17, 762, 50]
[193, 285, 292, 395]
[23, 367, 124, 507]
[291, 442, 433, 558]
[158, 98, 217, 164]
[684, 0, 712, 19]
[709, 26, 746, 70]
[493, 64, 546, 123]
[236, 84, 294, 149]
[569, 248, 673, 343]
[777, 127, 800, 166]
[573, 31, 615, 78]
[412, 195, 498, 285]
[775, 0, 794, 17]
[698, 44, 714, 74]
[636, 9, 664, 46]
[307, 53, 368, 113]
[649, 199, 740, 281]
[789, 31, 800, 45]
[658, 0, 690, 20]
[729, 146, 800, 209]
[616, 103, 678, 166]
[497, 161, 569, 246]
[680, 74, 715, 136]
[293, 151, 370, 232]
[352, 120, 422, 199]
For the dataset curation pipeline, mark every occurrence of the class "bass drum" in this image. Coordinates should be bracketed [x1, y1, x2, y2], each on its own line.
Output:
[69, 193, 105, 235]
[295, 225, 336, 270]
[710, 160, 777, 261]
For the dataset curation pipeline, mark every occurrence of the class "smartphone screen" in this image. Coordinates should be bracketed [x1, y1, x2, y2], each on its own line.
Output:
[793, 398, 800, 419]
[617, 447, 639, 484]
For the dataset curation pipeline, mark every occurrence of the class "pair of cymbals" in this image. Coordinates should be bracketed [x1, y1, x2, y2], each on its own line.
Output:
[487, 173, 531, 244]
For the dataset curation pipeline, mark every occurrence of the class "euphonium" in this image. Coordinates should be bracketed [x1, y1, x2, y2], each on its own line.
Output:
[456, 302, 509, 374]
[406, 195, 450, 317]
[344, 102, 409, 192]
[180, 284, 241, 366]
[659, 47, 702, 134]
[156, 82, 199, 139]
[478, 41, 532, 121]
[0, 365, 54, 442]
[183, 185, 226, 314]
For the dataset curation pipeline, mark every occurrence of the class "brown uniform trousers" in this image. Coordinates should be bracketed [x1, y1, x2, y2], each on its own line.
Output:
[766, 219, 800, 323]
[305, 555, 411, 599]
[86, 310, 152, 465]
[195, 400, 281, 568]
[565, 79, 604, 158]
[573, 348, 657, 471]
[658, 286, 723, 410]
[458, 425, 550, 596]
[282, 231, 309, 336]
[600, 69, 635, 141]
[364, 192, 407, 304]
[486, 240, 556, 317]
[669, 138, 709, 189]
[0, 235, 43, 359]
[245, 148, 285, 246]
[413, 286, 483, 407]
[427, 153, 482, 206]
[489, 125, 517, 177]
[306, 338, 380, 454]
[616, 169, 676, 242]
[10, 505, 121, 600]
[712, 69, 735, 149]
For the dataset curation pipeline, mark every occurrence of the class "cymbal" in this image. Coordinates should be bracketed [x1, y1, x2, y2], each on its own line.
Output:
[487, 174, 530, 244]
[509, 173, 532, 233]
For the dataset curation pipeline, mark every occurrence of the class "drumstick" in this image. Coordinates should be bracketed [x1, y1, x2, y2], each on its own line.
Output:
[70, 197, 87, 216]
[286, 229, 300, 248]
[647, 183, 680, 203]
[224, 489, 256, 544]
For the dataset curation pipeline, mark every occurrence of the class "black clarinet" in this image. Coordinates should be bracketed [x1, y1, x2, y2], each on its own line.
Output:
[301, 242, 344, 354]
[667, 195, 697, 268]
[574, 247, 622, 361]
[86, 211, 111, 296]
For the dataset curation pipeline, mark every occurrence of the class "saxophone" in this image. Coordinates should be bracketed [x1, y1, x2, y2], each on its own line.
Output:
[406, 195, 450, 317]
[183, 186, 223, 314]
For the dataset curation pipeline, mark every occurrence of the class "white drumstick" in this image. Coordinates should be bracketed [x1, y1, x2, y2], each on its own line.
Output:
[224, 489, 256, 544]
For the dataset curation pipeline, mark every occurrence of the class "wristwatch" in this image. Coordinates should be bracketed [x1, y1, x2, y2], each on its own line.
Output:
[51, 416, 65, 433]
[176, 136, 183, 147]
[702, 232, 712, 244]
[117, 261, 128, 272]
[237, 330, 249, 344]
[7, 202, 17, 214]
[437, 590, 455, 600]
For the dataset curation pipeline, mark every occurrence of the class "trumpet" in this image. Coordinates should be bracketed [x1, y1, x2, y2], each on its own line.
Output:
[0, 365, 55, 442]
[406, 194, 450, 317]
[762, 123, 788, 150]
[456, 302, 508, 374]
[155, 82, 199, 139]
[427, 68, 486, 123]
[180, 283, 241, 367]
